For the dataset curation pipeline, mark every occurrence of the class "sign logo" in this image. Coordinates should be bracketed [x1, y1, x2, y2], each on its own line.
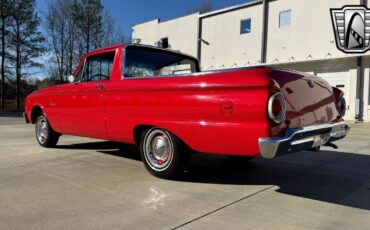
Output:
[331, 5, 370, 53]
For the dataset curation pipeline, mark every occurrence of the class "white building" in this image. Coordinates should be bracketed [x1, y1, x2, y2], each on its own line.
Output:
[132, 0, 370, 121]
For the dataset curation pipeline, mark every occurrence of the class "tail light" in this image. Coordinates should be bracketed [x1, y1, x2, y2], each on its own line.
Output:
[337, 97, 346, 117]
[268, 92, 286, 124]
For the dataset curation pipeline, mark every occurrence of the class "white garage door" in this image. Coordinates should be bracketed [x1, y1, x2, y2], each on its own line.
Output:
[316, 70, 350, 117]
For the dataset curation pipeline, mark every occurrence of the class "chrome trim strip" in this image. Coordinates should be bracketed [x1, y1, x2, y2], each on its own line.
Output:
[290, 137, 315, 145]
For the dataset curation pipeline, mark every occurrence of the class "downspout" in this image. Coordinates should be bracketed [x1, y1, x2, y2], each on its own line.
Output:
[357, 0, 367, 121]
[261, 0, 269, 63]
[357, 56, 364, 121]
[197, 15, 203, 68]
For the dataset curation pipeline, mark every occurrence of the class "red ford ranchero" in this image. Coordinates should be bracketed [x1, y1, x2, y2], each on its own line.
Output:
[24, 43, 350, 179]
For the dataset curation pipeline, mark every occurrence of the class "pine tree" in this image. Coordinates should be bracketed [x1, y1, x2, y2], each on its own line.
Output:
[8, 0, 45, 110]
[0, 0, 13, 109]
[72, 0, 104, 54]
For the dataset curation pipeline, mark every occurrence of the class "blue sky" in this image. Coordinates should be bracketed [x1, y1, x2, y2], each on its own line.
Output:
[102, 0, 251, 39]
[37, 0, 250, 41]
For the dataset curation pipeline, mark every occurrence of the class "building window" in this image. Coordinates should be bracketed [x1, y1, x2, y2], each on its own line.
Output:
[279, 10, 292, 28]
[160, 37, 169, 49]
[240, 18, 251, 34]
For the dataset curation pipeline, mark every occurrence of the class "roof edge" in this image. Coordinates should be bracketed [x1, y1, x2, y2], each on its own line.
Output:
[199, 0, 263, 19]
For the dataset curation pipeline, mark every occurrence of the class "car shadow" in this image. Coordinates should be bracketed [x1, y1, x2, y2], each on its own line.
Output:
[57, 141, 370, 211]
[185, 151, 370, 210]
[57, 141, 141, 161]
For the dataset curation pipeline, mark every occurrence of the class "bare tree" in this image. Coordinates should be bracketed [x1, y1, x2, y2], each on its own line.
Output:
[102, 9, 125, 46]
[66, 10, 78, 76]
[45, 0, 73, 83]
[45, 0, 125, 81]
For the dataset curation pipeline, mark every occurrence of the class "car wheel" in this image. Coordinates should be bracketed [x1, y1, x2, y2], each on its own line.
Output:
[35, 113, 60, 148]
[140, 128, 188, 179]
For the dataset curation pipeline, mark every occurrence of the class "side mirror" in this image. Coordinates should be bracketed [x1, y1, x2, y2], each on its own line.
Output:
[68, 75, 75, 83]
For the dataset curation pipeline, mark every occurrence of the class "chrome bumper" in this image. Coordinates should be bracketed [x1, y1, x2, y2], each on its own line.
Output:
[258, 122, 350, 159]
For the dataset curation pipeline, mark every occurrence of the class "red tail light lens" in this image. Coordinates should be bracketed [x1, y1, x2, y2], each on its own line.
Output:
[338, 97, 346, 117]
[268, 92, 286, 124]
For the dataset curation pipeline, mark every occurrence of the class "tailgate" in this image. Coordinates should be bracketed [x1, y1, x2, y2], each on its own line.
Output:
[269, 68, 341, 128]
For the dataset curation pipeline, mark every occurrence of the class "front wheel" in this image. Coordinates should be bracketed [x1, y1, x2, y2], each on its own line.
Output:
[35, 113, 60, 148]
[140, 128, 189, 179]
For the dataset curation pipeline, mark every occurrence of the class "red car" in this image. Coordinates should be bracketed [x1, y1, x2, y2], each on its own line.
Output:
[24, 44, 350, 179]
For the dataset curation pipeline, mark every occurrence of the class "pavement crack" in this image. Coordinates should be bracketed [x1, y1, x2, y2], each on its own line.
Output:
[172, 152, 350, 230]
[171, 185, 275, 230]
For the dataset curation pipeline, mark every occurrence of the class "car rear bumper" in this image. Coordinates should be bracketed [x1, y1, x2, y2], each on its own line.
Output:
[258, 122, 350, 159]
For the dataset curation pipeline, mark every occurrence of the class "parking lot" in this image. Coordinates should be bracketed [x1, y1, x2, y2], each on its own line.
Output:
[0, 117, 369, 230]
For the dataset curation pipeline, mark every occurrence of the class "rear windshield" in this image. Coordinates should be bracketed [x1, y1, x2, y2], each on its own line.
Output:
[123, 46, 199, 78]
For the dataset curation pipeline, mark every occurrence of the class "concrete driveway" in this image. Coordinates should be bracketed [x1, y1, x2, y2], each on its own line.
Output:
[0, 117, 369, 230]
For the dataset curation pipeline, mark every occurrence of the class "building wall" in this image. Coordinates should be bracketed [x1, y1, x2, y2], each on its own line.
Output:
[132, 19, 160, 47]
[132, 13, 199, 57]
[199, 0, 360, 69]
[132, 0, 361, 68]
[267, 0, 358, 64]
[361, 57, 370, 121]
[200, 4, 264, 70]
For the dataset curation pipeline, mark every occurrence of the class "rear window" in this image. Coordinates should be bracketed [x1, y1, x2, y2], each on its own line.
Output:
[123, 46, 199, 78]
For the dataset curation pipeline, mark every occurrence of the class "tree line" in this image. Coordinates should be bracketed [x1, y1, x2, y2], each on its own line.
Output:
[0, 0, 124, 111]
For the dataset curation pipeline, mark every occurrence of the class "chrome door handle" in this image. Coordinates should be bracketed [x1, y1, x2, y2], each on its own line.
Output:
[96, 84, 104, 90]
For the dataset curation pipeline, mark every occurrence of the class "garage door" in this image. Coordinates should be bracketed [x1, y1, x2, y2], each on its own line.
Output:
[316, 70, 350, 118]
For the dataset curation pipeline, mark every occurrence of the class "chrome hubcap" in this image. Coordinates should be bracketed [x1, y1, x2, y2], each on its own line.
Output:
[144, 129, 173, 171]
[37, 116, 48, 144]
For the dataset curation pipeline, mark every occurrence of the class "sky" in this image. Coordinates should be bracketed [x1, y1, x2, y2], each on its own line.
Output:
[36, 0, 252, 42]
[101, 0, 251, 39]
[34, 0, 250, 78]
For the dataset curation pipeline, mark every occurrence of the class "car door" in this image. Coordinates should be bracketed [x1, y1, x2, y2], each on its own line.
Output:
[58, 51, 115, 138]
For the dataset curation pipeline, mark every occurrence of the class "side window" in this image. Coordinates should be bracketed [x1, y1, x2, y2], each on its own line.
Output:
[240, 18, 251, 35]
[81, 52, 115, 82]
[123, 46, 199, 78]
[279, 10, 292, 28]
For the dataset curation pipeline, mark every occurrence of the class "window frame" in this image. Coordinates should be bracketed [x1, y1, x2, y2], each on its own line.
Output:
[240, 18, 252, 35]
[73, 58, 87, 83]
[74, 51, 116, 83]
[279, 10, 292, 28]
